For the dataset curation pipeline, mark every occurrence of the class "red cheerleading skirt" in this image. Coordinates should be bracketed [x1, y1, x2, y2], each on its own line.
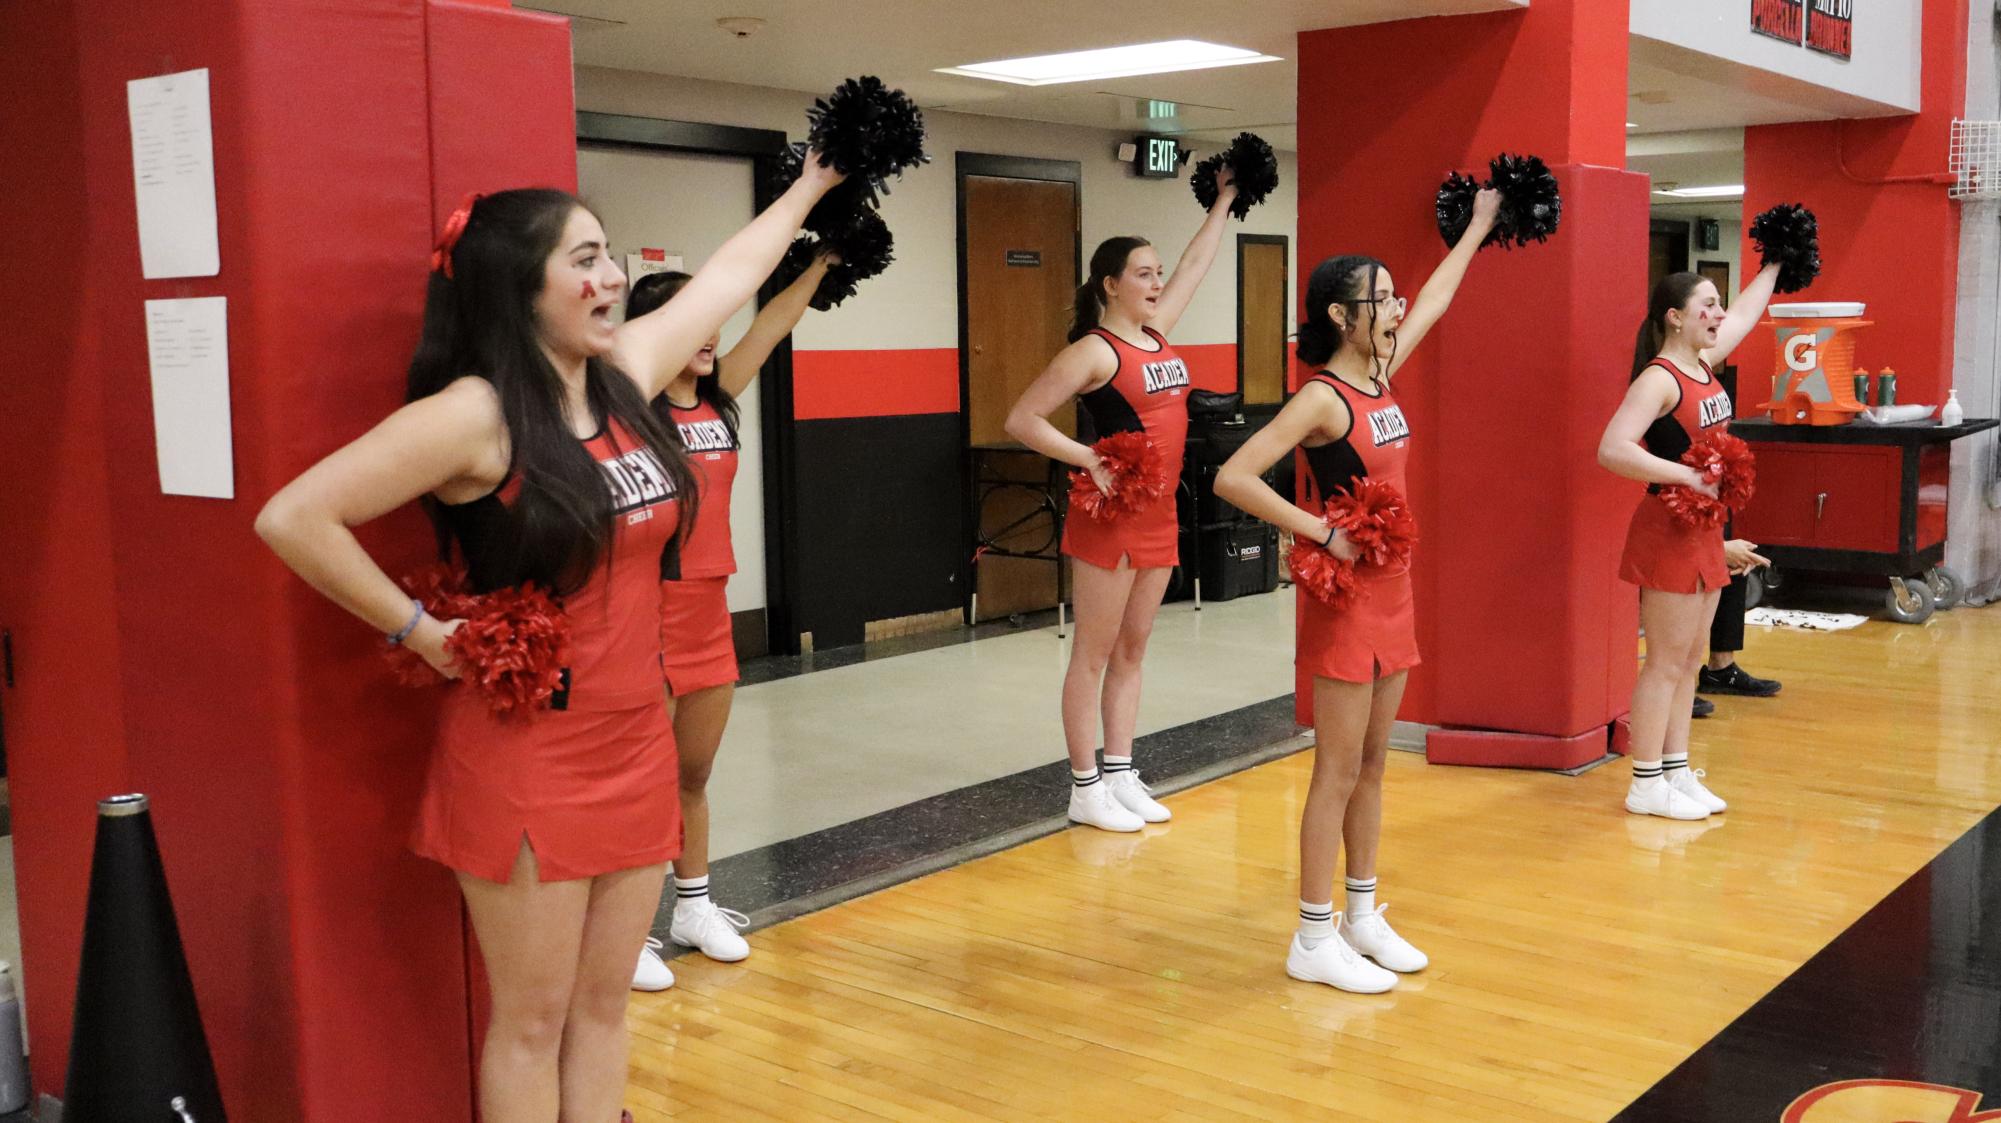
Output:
[1296, 565, 1420, 684]
[411, 689, 681, 883]
[1618, 493, 1728, 594]
[660, 576, 740, 696]
[1062, 498, 1179, 570]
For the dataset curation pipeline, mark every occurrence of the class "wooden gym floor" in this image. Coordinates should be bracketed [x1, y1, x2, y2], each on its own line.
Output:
[626, 604, 2001, 1121]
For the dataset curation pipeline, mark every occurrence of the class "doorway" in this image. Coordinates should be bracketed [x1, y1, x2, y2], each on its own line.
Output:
[957, 154, 1082, 623]
[1237, 233, 1289, 407]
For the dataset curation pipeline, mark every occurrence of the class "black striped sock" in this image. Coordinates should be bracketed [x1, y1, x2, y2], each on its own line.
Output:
[1662, 754, 1689, 773]
[1298, 900, 1336, 944]
[1101, 755, 1134, 775]
[1632, 761, 1664, 781]
[1072, 767, 1101, 788]
[673, 876, 710, 904]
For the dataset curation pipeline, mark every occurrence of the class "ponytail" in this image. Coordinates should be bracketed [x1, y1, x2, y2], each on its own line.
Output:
[1632, 271, 1706, 381]
[1296, 254, 1385, 368]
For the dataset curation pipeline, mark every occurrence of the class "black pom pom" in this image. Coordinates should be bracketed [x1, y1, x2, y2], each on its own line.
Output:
[765, 145, 875, 237]
[768, 210, 897, 311]
[1190, 132, 1280, 220]
[803, 76, 930, 210]
[1435, 171, 1483, 248]
[1750, 202, 1821, 294]
[1487, 153, 1562, 248]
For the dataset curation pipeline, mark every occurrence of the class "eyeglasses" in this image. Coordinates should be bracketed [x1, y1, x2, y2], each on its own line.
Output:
[1349, 295, 1407, 316]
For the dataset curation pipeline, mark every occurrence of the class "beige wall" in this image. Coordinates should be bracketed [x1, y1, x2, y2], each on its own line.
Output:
[574, 66, 1299, 358]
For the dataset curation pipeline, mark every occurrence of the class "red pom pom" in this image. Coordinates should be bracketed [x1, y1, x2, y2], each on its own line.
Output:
[1069, 431, 1173, 521]
[444, 584, 573, 719]
[1287, 532, 1362, 609]
[380, 564, 472, 687]
[1663, 433, 1756, 530]
[1324, 478, 1417, 568]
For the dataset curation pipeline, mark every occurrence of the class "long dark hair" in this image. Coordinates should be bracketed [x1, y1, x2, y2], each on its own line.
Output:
[407, 188, 698, 596]
[1298, 253, 1392, 379]
[1632, 271, 1709, 380]
[627, 270, 742, 438]
[1068, 236, 1152, 343]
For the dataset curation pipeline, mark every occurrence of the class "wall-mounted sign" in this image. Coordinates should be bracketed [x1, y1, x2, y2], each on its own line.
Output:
[1805, 0, 1852, 59]
[1005, 250, 1042, 267]
[1133, 134, 1183, 179]
[1751, 0, 1805, 44]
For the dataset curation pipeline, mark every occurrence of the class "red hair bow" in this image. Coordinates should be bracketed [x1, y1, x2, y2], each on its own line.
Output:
[431, 191, 483, 279]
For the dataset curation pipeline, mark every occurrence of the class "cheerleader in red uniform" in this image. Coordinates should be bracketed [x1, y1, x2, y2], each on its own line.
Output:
[619, 251, 834, 989]
[1003, 166, 1237, 834]
[257, 156, 844, 1123]
[1213, 189, 1499, 993]
[1598, 266, 1780, 821]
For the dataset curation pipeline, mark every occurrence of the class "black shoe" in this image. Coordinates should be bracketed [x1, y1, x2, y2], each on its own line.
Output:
[1692, 695, 1715, 719]
[1698, 664, 1782, 697]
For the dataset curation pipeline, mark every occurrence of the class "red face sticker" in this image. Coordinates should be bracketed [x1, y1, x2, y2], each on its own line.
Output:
[580, 280, 597, 300]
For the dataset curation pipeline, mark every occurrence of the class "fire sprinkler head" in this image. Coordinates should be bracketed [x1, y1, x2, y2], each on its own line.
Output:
[716, 16, 765, 39]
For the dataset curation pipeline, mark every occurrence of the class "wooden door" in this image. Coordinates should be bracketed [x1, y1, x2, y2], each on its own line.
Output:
[963, 173, 1078, 620]
[965, 176, 1078, 444]
[1239, 237, 1287, 405]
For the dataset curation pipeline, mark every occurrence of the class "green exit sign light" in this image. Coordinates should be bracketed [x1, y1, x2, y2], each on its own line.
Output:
[1134, 135, 1182, 179]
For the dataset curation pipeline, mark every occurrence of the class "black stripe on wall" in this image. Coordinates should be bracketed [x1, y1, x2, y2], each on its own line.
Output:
[791, 412, 965, 649]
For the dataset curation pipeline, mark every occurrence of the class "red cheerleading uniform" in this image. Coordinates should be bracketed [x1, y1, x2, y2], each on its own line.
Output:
[1618, 358, 1734, 593]
[658, 393, 741, 696]
[411, 416, 683, 883]
[1061, 326, 1191, 570]
[1296, 373, 1420, 684]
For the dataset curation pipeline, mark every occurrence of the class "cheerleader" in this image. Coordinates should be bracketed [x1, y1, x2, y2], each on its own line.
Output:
[1212, 188, 1499, 992]
[1598, 264, 1780, 820]
[1003, 166, 1237, 833]
[623, 251, 835, 989]
[257, 156, 844, 1122]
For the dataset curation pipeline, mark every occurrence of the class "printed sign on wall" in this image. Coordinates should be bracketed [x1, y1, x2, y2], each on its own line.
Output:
[1805, 0, 1853, 59]
[1751, 0, 1805, 44]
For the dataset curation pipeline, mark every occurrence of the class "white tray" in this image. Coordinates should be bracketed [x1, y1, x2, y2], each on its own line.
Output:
[1769, 302, 1866, 318]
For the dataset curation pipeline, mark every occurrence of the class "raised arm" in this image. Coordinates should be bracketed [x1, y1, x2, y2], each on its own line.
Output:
[615, 153, 843, 399]
[717, 251, 832, 398]
[1702, 261, 1781, 366]
[1213, 382, 1359, 556]
[1004, 336, 1119, 486]
[1597, 366, 1715, 492]
[254, 377, 508, 677]
[1386, 188, 1499, 377]
[1149, 166, 1238, 335]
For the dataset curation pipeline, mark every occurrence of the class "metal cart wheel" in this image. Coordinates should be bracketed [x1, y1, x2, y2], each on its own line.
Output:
[1925, 565, 1965, 611]
[1885, 576, 1936, 625]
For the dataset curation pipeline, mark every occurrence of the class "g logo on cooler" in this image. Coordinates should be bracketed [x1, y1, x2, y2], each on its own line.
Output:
[1785, 333, 1820, 373]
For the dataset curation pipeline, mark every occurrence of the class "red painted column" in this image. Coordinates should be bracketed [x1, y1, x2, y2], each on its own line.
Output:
[0, 0, 573, 1114]
[1295, 2, 1647, 767]
[1739, 2, 1967, 413]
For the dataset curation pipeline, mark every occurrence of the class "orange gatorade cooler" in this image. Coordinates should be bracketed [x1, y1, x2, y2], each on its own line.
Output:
[1759, 302, 1871, 425]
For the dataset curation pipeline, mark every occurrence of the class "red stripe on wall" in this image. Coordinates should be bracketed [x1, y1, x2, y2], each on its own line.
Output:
[793, 348, 961, 420]
[1175, 342, 1240, 393]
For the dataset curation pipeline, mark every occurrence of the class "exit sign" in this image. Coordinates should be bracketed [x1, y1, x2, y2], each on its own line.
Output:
[1134, 135, 1182, 179]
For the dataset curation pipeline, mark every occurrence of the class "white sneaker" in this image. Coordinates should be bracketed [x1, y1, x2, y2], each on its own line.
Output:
[1107, 770, 1171, 823]
[669, 899, 751, 962]
[632, 937, 675, 991]
[1625, 777, 1711, 821]
[1342, 904, 1428, 973]
[1667, 767, 1727, 814]
[1068, 781, 1145, 833]
[1285, 925, 1397, 994]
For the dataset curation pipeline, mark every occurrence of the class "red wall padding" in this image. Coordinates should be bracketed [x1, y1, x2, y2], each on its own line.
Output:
[0, 1, 578, 1114]
[1294, 2, 1643, 760]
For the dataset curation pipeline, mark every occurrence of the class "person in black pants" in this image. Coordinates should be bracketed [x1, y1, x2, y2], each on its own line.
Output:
[1699, 532, 1781, 704]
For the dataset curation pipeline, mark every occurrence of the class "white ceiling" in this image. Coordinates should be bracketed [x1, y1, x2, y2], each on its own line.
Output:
[526, 0, 1530, 149]
[1626, 37, 1909, 135]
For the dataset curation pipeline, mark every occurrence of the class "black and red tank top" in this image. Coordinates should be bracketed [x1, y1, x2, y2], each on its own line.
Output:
[1638, 358, 1732, 491]
[1300, 373, 1413, 500]
[1079, 326, 1191, 471]
[657, 393, 737, 581]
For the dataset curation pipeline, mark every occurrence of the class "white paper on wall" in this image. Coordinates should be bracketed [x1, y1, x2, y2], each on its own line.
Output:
[144, 297, 235, 499]
[127, 68, 220, 279]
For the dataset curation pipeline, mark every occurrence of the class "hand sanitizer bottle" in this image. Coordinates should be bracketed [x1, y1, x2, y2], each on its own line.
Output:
[1941, 388, 1964, 426]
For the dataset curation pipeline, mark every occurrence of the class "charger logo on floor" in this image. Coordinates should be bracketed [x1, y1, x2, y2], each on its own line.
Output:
[1782, 1079, 1998, 1122]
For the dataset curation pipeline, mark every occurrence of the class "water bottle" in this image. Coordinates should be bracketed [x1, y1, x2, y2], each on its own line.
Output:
[0, 962, 29, 1112]
[1941, 388, 1965, 426]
